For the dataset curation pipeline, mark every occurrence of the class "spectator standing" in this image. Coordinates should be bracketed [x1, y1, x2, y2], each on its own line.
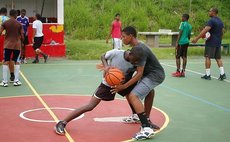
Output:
[17, 9, 29, 64]
[192, 8, 226, 80]
[0, 9, 24, 87]
[172, 14, 192, 77]
[32, 13, 48, 63]
[106, 13, 122, 49]
[0, 7, 15, 82]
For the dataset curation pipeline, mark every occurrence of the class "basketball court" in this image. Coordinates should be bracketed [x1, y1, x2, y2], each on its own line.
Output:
[0, 58, 230, 142]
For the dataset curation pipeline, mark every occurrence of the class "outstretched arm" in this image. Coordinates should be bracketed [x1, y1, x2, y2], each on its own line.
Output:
[192, 26, 211, 43]
[106, 22, 113, 43]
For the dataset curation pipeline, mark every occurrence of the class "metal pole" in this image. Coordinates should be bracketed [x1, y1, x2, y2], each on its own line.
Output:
[41, 0, 45, 16]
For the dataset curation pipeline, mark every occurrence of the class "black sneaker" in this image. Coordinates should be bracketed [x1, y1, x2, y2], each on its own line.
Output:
[32, 59, 39, 64]
[54, 121, 67, 135]
[201, 74, 211, 80]
[148, 120, 160, 131]
[218, 73, 226, 81]
[44, 55, 49, 63]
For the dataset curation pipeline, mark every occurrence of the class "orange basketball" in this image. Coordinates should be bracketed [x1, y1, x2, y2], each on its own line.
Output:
[105, 68, 125, 86]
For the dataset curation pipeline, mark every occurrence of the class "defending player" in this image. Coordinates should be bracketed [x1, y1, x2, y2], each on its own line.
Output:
[111, 26, 165, 140]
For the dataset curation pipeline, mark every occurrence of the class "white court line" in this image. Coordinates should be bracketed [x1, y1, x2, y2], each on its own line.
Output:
[20, 107, 84, 123]
[161, 62, 230, 83]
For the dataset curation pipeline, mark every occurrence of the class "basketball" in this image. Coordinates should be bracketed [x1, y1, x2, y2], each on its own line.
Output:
[202, 32, 211, 40]
[105, 68, 125, 86]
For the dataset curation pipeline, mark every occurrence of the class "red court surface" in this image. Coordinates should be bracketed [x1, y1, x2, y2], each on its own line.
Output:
[0, 95, 168, 142]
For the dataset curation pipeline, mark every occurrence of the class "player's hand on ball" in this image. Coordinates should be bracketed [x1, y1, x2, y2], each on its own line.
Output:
[111, 84, 125, 94]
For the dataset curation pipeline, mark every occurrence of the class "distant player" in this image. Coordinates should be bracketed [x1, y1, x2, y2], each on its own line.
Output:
[0, 9, 24, 87]
[192, 7, 226, 80]
[172, 14, 192, 77]
[17, 9, 29, 64]
[0, 7, 15, 82]
[106, 13, 122, 49]
[32, 13, 48, 63]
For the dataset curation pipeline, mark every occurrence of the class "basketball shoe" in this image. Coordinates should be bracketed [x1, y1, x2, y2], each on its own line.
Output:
[133, 127, 155, 140]
[218, 73, 226, 81]
[32, 59, 39, 64]
[172, 71, 181, 77]
[0, 81, 8, 87]
[122, 114, 140, 123]
[201, 74, 211, 80]
[14, 80, 22, 86]
[44, 55, 49, 63]
[55, 121, 67, 135]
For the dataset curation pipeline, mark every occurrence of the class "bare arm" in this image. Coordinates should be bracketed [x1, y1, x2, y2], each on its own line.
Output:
[123, 66, 143, 88]
[221, 28, 224, 39]
[101, 54, 109, 71]
[32, 28, 36, 43]
[192, 26, 211, 43]
[20, 25, 24, 42]
[176, 30, 183, 47]
[106, 22, 113, 43]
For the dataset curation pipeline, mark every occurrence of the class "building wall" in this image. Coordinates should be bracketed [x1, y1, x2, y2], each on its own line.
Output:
[0, 0, 57, 18]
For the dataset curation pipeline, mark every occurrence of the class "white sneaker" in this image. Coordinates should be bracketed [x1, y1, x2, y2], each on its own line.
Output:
[23, 58, 28, 64]
[14, 80, 22, 86]
[122, 114, 140, 123]
[0, 81, 8, 87]
[133, 127, 155, 140]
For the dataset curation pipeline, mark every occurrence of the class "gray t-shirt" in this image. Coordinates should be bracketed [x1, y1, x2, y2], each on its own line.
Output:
[132, 42, 165, 83]
[102, 49, 135, 86]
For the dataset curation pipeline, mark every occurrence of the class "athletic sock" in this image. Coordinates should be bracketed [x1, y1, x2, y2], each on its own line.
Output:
[3, 65, 9, 82]
[137, 112, 151, 128]
[14, 65, 20, 81]
[10, 72, 15, 78]
[219, 67, 225, 75]
[205, 68, 211, 76]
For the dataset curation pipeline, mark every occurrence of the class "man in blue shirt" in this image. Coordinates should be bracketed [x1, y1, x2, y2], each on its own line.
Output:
[17, 9, 29, 64]
[192, 8, 226, 81]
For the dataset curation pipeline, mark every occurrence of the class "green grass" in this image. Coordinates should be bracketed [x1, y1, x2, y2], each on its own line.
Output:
[66, 38, 230, 60]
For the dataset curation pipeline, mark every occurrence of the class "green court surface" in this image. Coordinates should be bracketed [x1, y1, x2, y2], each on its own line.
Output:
[0, 57, 230, 142]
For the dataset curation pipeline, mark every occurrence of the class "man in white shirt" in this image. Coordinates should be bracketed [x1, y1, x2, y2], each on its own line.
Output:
[32, 13, 48, 63]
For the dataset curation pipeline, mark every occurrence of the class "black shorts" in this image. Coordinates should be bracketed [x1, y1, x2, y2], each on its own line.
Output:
[94, 83, 135, 101]
[176, 43, 189, 58]
[3, 48, 20, 62]
[204, 46, 221, 59]
[33, 36, 44, 50]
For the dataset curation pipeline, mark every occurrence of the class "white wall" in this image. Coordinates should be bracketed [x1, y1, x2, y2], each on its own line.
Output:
[0, 0, 57, 18]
